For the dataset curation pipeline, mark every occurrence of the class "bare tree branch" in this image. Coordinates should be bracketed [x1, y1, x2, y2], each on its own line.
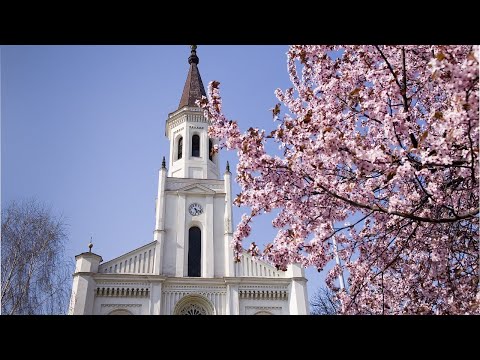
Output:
[310, 286, 341, 315]
[1, 199, 73, 315]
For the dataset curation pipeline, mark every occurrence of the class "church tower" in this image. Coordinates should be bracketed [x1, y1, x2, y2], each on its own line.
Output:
[153, 45, 234, 280]
[166, 45, 219, 179]
[69, 46, 309, 315]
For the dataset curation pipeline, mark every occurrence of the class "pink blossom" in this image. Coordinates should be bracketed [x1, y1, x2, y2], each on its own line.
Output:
[198, 45, 479, 314]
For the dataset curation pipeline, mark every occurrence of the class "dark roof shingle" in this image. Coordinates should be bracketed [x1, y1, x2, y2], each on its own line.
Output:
[178, 47, 206, 109]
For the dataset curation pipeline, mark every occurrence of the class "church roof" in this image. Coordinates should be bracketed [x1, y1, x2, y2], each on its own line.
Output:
[178, 45, 207, 109]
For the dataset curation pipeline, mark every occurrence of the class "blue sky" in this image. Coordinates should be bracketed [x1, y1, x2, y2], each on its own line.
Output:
[1, 45, 327, 304]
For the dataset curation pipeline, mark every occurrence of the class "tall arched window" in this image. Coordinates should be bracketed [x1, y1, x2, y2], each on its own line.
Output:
[188, 227, 201, 277]
[177, 137, 183, 160]
[209, 139, 213, 161]
[192, 135, 200, 157]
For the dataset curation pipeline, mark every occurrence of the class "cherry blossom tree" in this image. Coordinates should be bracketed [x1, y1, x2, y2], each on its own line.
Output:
[199, 45, 479, 314]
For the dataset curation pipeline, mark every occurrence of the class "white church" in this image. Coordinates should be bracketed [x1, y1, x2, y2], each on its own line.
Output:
[68, 46, 309, 315]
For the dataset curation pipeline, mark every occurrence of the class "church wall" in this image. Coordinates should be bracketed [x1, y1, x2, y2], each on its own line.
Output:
[239, 298, 289, 315]
[237, 283, 290, 315]
[93, 296, 150, 315]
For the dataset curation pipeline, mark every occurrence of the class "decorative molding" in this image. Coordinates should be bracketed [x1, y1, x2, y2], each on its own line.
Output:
[245, 306, 282, 311]
[96, 282, 150, 287]
[163, 285, 226, 291]
[162, 287, 227, 302]
[101, 304, 142, 308]
[179, 184, 216, 194]
[165, 181, 192, 190]
[186, 115, 208, 123]
[165, 182, 224, 192]
[166, 110, 210, 135]
[173, 127, 185, 135]
[166, 178, 224, 185]
[205, 184, 224, 190]
[164, 291, 227, 297]
[166, 115, 187, 131]
[95, 286, 150, 298]
[238, 285, 288, 290]
[239, 289, 288, 300]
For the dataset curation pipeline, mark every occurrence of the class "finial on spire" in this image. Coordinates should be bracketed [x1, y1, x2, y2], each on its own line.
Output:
[226, 161, 230, 173]
[188, 45, 199, 65]
[88, 236, 93, 253]
[162, 156, 166, 169]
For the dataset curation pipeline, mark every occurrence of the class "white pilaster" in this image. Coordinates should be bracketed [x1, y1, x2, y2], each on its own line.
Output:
[286, 263, 310, 315]
[224, 166, 234, 276]
[150, 283, 162, 314]
[176, 194, 186, 277]
[154, 162, 167, 275]
[226, 284, 240, 315]
[204, 195, 214, 277]
[154, 164, 167, 236]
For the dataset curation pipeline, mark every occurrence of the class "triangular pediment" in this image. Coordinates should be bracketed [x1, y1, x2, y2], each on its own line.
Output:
[177, 184, 216, 194]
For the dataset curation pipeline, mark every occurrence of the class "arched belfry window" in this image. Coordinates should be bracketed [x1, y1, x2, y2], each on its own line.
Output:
[192, 135, 200, 157]
[209, 139, 213, 161]
[188, 227, 201, 277]
[177, 137, 183, 160]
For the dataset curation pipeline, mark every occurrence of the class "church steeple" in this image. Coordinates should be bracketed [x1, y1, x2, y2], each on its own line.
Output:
[165, 46, 219, 180]
[178, 45, 207, 109]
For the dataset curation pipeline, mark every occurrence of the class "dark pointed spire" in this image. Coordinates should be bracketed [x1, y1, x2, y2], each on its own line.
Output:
[226, 161, 230, 173]
[178, 45, 206, 109]
[162, 156, 166, 169]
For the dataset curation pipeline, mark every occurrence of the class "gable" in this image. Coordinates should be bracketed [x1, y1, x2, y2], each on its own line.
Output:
[175, 184, 216, 194]
[98, 241, 157, 275]
[235, 252, 286, 278]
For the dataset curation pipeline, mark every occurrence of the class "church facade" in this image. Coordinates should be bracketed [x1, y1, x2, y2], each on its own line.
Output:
[68, 47, 309, 315]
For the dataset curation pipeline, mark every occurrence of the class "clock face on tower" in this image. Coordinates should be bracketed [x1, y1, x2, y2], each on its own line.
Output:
[188, 203, 203, 216]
